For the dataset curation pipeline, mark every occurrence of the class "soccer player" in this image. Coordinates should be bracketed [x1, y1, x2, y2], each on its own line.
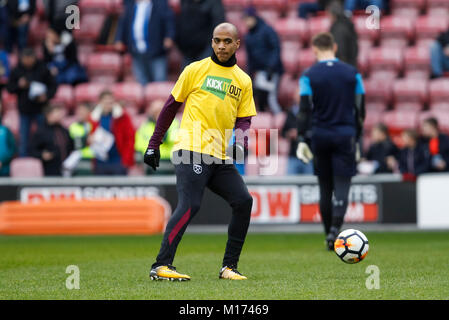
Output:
[296, 32, 365, 250]
[144, 23, 257, 281]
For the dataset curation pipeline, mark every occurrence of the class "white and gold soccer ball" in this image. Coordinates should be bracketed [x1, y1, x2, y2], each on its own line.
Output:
[334, 229, 369, 264]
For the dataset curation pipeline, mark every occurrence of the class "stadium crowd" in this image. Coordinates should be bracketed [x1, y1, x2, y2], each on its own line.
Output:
[0, 0, 449, 178]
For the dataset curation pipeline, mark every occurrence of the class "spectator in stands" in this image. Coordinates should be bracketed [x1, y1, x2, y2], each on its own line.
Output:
[90, 90, 135, 175]
[327, 0, 358, 67]
[0, 48, 8, 103]
[29, 105, 73, 176]
[69, 102, 94, 160]
[397, 129, 430, 176]
[0, 114, 17, 176]
[244, 7, 283, 114]
[282, 90, 313, 175]
[430, 29, 449, 79]
[344, 0, 384, 15]
[43, 27, 88, 85]
[115, 0, 176, 85]
[7, 48, 57, 157]
[43, 0, 79, 31]
[364, 123, 399, 173]
[5, 0, 36, 53]
[135, 99, 179, 174]
[298, 0, 340, 19]
[176, 0, 225, 67]
[421, 117, 449, 173]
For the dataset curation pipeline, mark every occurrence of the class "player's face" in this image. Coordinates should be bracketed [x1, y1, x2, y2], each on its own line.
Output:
[211, 30, 240, 63]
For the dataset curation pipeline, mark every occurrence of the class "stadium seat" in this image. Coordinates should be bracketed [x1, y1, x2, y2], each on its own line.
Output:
[10, 158, 44, 178]
[225, 10, 247, 36]
[28, 16, 48, 46]
[308, 16, 331, 39]
[429, 79, 449, 104]
[144, 81, 176, 104]
[415, 16, 449, 43]
[251, 0, 285, 11]
[394, 102, 423, 112]
[78, 0, 113, 13]
[282, 48, 301, 76]
[131, 114, 148, 130]
[73, 14, 106, 43]
[51, 85, 75, 111]
[364, 109, 383, 133]
[364, 78, 394, 105]
[353, 16, 380, 42]
[74, 82, 109, 104]
[391, 7, 420, 20]
[273, 112, 287, 130]
[112, 82, 145, 110]
[393, 78, 428, 105]
[258, 9, 280, 25]
[357, 47, 370, 75]
[236, 49, 247, 72]
[404, 46, 431, 79]
[1, 91, 17, 111]
[390, 0, 426, 10]
[368, 47, 403, 76]
[382, 110, 418, 134]
[427, 0, 449, 8]
[222, 0, 249, 11]
[298, 48, 316, 73]
[86, 52, 122, 84]
[380, 16, 414, 49]
[366, 102, 387, 112]
[430, 102, 449, 112]
[278, 75, 298, 108]
[251, 112, 272, 130]
[277, 138, 290, 156]
[274, 18, 309, 44]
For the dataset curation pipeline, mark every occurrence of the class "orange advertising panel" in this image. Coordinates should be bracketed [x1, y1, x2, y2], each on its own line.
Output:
[0, 199, 169, 235]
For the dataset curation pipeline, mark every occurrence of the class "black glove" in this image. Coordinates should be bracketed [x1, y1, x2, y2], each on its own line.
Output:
[144, 147, 160, 171]
[226, 143, 248, 163]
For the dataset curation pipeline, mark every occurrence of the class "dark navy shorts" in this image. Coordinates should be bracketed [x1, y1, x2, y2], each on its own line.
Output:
[311, 133, 356, 177]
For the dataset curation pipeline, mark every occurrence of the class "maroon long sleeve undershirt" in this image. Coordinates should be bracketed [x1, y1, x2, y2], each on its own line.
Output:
[148, 94, 253, 150]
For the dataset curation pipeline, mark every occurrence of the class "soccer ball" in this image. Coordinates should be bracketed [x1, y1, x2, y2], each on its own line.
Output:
[334, 229, 369, 264]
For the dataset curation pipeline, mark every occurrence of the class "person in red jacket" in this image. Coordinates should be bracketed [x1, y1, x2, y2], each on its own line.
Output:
[89, 90, 135, 175]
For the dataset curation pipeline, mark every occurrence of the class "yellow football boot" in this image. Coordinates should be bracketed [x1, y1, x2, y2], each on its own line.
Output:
[219, 266, 247, 280]
[149, 265, 191, 281]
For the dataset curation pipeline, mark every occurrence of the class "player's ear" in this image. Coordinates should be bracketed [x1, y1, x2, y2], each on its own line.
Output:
[333, 43, 338, 54]
[236, 39, 240, 49]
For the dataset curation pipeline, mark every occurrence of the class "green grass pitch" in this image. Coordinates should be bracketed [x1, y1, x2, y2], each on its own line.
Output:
[1, 231, 448, 299]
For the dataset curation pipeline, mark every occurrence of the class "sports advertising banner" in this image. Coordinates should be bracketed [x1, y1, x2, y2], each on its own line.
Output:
[0, 176, 415, 224]
[248, 184, 378, 224]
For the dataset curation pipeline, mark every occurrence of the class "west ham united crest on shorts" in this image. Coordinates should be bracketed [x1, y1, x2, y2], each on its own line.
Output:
[193, 164, 203, 175]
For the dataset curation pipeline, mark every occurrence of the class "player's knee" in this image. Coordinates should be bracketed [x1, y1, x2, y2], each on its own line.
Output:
[232, 194, 253, 215]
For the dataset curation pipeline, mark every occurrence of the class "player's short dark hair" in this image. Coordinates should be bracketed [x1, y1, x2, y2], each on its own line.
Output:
[77, 101, 92, 110]
[311, 32, 335, 51]
[423, 117, 439, 130]
[99, 89, 113, 100]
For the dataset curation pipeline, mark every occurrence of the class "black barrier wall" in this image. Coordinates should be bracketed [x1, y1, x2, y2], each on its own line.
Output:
[0, 175, 416, 224]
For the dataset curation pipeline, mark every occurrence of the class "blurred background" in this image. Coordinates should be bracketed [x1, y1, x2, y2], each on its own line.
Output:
[0, 0, 449, 233]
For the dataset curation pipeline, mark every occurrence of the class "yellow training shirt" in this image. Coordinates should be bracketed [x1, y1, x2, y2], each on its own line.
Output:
[171, 57, 257, 159]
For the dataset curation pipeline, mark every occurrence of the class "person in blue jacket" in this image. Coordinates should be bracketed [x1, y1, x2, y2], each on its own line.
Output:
[0, 116, 17, 176]
[244, 6, 284, 114]
[115, 0, 176, 85]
